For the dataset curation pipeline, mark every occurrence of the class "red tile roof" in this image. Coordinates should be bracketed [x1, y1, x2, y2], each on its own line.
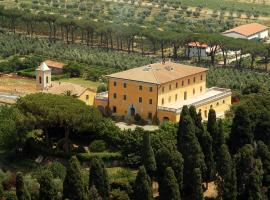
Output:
[223, 23, 268, 37]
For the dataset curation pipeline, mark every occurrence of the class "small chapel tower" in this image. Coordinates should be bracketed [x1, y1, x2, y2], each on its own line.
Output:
[36, 62, 51, 90]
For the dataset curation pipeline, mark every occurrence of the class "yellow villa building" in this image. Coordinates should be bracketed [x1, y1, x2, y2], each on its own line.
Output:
[94, 61, 232, 123]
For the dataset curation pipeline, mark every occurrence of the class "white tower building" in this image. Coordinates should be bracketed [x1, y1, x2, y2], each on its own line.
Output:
[36, 62, 51, 90]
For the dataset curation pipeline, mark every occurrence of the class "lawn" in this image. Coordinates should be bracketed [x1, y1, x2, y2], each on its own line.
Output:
[60, 78, 101, 90]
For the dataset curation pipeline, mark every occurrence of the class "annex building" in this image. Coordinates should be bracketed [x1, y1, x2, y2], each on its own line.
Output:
[36, 62, 96, 105]
[94, 61, 232, 123]
[222, 23, 268, 40]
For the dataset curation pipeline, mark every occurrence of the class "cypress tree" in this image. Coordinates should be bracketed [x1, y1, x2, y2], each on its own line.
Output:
[180, 105, 189, 121]
[216, 144, 236, 200]
[142, 132, 156, 178]
[194, 110, 204, 144]
[189, 105, 197, 124]
[159, 167, 181, 200]
[192, 168, 203, 200]
[156, 146, 183, 191]
[246, 160, 263, 200]
[88, 186, 102, 200]
[234, 144, 254, 199]
[16, 172, 31, 200]
[63, 156, 86, 200]
[207, 109, 219, 158]
[230, 106, 253, 153]
[215, 119, 225, 154]
[256, 141, 270, 187]
[133, 166, 153, 200]
[89, 157, 109, 200]
[38, 171, 57, 200]
[207, 108, 217, 137]
[177, 115, 206, 193]
[201, 131, 215, 188]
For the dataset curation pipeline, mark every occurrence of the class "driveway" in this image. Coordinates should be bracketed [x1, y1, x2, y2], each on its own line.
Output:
[116, 122, 159, 131]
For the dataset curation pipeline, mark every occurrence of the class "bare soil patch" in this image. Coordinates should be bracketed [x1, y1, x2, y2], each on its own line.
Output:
[0, 74, 37, 94]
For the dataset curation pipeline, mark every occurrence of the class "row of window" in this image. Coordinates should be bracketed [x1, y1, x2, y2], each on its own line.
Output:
[113, 74, 203, 91]
[113, 81, 153, 91]
[113, 87, 203, 104]
[113, 93, 153, 104]
[112, 106, 153, 119]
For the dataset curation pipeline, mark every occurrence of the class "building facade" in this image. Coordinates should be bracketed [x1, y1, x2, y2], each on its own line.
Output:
[36, 62, 52, 90]
[222, 23, 269, 40]
[35, 62, 96, 105]
[94, 61, 232, 123]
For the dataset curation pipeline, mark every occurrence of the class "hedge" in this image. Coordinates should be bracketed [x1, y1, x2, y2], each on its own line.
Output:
[77, 152, 123, 167]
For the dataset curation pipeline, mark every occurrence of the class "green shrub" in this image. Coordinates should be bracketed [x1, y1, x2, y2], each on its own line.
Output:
[111, 189, 130, 200]
[47, 161, 66, 180]
[89, 140, 106, 152]
[4, 190, 17, 200]
[77, 152, 122, 166]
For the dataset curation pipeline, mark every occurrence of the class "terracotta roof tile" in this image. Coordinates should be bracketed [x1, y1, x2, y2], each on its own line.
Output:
[44, 60, 65, 69]
[223, 23, 268, 37]
[188, 42, 208, 48]
[107, 61, 208, 84]
[46, 82, 88, 96]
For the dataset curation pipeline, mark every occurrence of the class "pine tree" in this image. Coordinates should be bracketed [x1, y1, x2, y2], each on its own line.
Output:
[63, 156, 86, 200]
[89, 157, 109, 200]
[192, 168, 203, 200]
[88, 186, 102, 200]
[156, 146, 183, 191]
[159, 167, 181, 200]
[216, 144, 236, 200]
[201, 131, 215, 188]
[142, 132, 156, 178]
[16, 172, 31, 200]
[133, 166, 153, 200]
[256, 141, 270, 187]
[38, 171, 57, 200]
[230, 106, 253, 153]
[177, 115, 206, 194]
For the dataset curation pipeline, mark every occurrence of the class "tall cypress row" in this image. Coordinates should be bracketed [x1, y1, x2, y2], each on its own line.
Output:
[177, 115, 206, 194]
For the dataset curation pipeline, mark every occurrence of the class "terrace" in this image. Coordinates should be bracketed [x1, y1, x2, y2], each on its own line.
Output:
[158, 87, 232, 114]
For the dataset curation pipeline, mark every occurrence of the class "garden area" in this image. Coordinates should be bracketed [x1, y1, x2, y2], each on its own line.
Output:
[0, 86, 270, 199]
